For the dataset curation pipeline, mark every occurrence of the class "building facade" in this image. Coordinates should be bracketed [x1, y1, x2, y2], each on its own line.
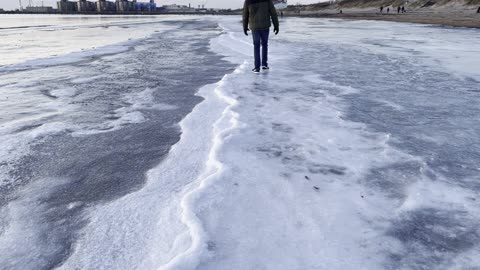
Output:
[96, 0, 116, 13]
[115, 0, 133, 13]
[55, 0, 158, 14]
[133, 0, 156, 12]
[163, 4, 194, 12]
[57, 0, 78, 13]
[77, 0, 96, 12]
[24, 6, 55, 13]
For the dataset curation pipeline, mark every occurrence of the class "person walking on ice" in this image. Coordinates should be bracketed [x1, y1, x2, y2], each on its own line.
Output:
[243, 0, 280, 73]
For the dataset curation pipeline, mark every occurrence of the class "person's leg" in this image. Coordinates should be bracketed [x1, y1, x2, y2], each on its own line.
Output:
[260, 29, 270, 68]
[252, 31, 261, 70]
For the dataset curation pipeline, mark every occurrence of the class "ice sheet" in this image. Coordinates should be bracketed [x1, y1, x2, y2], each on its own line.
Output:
[0, 15, 192, 67]
[0, 16, 186, 189]
[1, 15, 479, 270]
[56, 73, 234, 270]
[164, 16, 480, 270]
[0, 17, 235, 270]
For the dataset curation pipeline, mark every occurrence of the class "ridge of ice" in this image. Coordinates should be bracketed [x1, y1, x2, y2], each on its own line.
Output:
[160, 64, 242, 270]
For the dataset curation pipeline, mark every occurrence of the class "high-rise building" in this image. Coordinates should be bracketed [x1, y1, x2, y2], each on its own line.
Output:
[77, 0, 96, 12]
[57, 0, 78, 13]
[133, 0, 156, 12]
[96, 0, 116, 13]
[116, 0, 134, 12]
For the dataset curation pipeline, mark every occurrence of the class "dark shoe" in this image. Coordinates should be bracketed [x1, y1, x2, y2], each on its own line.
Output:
[252, 68, 260, 73]
[262, 66, 270, 70]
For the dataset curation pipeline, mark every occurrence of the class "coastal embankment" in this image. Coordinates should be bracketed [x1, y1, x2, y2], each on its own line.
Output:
[283, 0, 480, 29]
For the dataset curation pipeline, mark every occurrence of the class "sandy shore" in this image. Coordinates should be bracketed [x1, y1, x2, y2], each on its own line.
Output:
[286, 10, 480, 29]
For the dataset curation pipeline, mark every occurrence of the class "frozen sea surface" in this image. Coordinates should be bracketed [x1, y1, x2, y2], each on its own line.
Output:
[0, 15, 480, 270]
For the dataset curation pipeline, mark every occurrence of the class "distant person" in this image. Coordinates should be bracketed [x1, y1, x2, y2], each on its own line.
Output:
[402, 6, 405, 13]
[339, 9, 343, 14]
[397, 6, 401, 13]
[477, 6, 480, 13]
[243, 0, 280, 73]
[380, 6, 384, 13]
[281, 11, 284, 17]
[387, 7, 390, 13]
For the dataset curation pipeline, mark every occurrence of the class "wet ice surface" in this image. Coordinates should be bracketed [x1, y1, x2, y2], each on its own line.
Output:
[0, 15, 179, 66]
[0, 17, 235, 269]
[1, 15, 480, 270]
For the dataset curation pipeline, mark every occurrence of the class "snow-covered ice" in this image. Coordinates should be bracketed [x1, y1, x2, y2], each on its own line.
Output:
[0, 15, 479, 270]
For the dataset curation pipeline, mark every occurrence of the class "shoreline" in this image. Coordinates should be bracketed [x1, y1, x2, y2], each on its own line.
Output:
[0, 11, 236, 16]
[286, 11, 480, 29]
[2, 10, 479, 29]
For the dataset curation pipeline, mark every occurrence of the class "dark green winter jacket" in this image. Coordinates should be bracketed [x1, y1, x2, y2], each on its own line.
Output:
[243, 0, 279, 32]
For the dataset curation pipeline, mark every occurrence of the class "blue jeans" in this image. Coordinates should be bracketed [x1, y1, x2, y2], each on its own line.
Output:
[252, 29, 269, 69]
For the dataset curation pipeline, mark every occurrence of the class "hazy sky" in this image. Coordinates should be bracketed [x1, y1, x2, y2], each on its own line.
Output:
[1, 0, 322, 11]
